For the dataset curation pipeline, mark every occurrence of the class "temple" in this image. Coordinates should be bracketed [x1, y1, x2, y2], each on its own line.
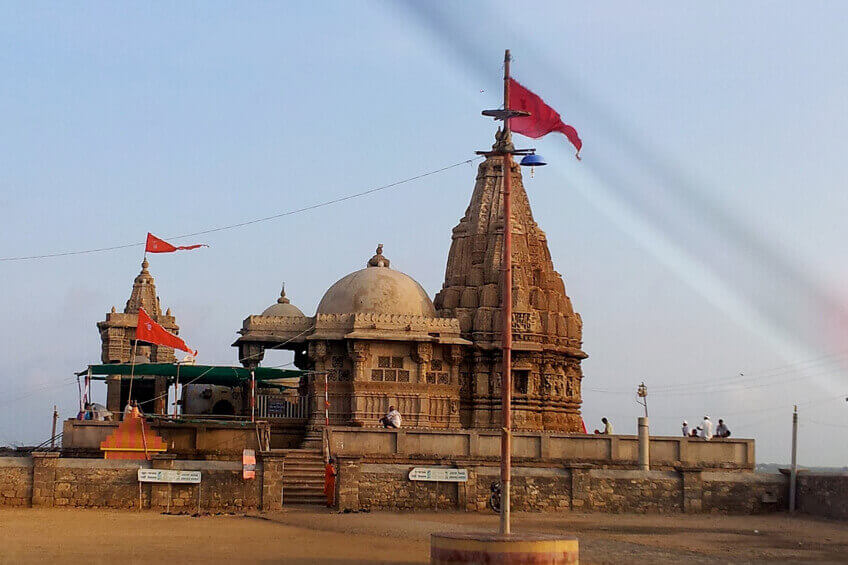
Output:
[235, 131, 587, 433]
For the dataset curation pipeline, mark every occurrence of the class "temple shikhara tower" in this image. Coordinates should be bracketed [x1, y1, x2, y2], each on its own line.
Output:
[434, 130, 587, 431]
[97, 259, 179, 414]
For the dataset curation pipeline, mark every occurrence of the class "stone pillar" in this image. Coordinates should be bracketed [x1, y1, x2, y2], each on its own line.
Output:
[568, 464, 592, 511]
[337, 457, 361, 511]
[457, 464, 478, 511]
[150, 454, 176, 509]
[106, 375, 122, 413]
[348, 342, 370, 426]
[471, 353, 491, 428]
[31, 452, 60, 508]
[154, 376, 168, 415]
[261, 451, 286, 511]
[413, 342, 433, 384]
[307, 341, 329, 430]
[680, 467, 703, 513]
[638, 417, 650, 471]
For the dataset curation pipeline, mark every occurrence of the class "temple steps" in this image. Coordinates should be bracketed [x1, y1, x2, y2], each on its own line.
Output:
[281, 449, 326, 506]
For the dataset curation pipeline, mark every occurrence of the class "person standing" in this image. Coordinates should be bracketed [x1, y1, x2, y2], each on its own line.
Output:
[601, 417, 613, 435]
[324, 457, 337, 507]
[682, 420, 690, 437]
[700, 416, 713, 440]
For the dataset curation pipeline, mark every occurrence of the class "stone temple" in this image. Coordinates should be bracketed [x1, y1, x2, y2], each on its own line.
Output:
[236, 132, 587, 432]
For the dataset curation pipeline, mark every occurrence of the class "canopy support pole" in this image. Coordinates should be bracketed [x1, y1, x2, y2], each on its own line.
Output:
[127, 340, 139, 405]
[250, 370, 256, 423]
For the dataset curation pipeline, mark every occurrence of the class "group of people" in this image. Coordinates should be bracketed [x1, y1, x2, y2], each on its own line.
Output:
[682, 416, 730, 440]
[76, 402, 113, 421]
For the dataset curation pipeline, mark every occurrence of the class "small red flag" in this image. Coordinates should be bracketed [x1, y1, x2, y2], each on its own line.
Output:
[145, 233, 206, 254]
[508, 78, 582, 159]
[136, 307, 194, 353]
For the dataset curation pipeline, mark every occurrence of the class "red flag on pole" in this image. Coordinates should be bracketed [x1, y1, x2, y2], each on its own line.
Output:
[136, 307, 194, 353]
[145, 233, 206, 254]
[508, 78, 582, 159]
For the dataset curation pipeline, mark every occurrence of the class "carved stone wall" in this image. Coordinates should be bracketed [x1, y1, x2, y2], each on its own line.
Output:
[434, 140, 587, 432]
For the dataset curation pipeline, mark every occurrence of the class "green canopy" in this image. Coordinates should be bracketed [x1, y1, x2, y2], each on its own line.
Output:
[80, 363, 303, 389]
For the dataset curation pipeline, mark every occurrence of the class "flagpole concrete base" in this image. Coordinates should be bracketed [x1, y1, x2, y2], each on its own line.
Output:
[430, 532, 579, 564]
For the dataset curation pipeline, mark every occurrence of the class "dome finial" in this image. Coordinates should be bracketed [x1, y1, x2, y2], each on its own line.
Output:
[277, 283, 290, 304]
[367, 244, 390, 268]
[141, 258, 149, 272]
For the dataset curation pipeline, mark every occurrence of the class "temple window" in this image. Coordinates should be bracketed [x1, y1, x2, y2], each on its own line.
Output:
[513, 370, 530, 394]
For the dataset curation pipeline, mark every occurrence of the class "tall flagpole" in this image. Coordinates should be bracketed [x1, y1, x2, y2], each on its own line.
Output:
[500, 48, 513, 536]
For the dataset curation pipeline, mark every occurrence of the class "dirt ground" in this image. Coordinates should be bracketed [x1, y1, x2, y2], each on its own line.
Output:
[0, 507, 846, 564]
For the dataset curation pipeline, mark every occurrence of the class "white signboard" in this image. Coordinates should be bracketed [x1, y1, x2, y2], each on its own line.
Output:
[138, 469, 201, 484]
[408, 467, 468, 482]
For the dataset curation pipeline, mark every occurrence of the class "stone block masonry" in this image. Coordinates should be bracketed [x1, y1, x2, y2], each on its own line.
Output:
[795, 473, 848, 520]
[2, 454, 840, 519]
[0, 457, 33, 506]
[336, 458, 796, 516]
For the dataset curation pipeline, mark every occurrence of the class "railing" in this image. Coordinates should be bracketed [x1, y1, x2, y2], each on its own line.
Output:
[257, 394, 309, 419]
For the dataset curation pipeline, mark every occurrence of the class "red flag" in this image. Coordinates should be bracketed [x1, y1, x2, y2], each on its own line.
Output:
[508, 78, 582, 159]
[145, 233, 206, 254]
[136, 307, 194, 353]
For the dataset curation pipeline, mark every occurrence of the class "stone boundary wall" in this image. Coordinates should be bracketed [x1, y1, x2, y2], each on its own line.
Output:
[796, 473, 848, 520]
[336, 459, 789, 515]
[0, 453, 280, 512]
[327, 428, 754, 470]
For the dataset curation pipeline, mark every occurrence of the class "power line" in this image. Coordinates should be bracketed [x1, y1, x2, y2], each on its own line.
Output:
[0, 157, 481, 262]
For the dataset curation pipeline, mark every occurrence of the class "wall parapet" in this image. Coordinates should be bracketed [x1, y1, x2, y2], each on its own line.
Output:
[327, 427, 754, 470]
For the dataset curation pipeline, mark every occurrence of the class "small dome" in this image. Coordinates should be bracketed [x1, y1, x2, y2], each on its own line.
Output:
[261, 286, 305, 317]
[317, 246, 436, 317]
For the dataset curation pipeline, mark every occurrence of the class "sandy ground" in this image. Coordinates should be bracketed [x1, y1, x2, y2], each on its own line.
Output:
[0, 507, 846, 564]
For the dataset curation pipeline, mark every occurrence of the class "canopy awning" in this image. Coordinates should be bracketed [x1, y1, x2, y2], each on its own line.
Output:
[79, 363, 304, 389]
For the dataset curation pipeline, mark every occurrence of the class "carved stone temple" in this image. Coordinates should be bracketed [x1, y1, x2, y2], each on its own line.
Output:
[235, 132, 587, 432]
[97, 259, 179, 414]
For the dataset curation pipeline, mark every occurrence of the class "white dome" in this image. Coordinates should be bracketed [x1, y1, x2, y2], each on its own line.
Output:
[261, 286, 305, 317]
[317, 265, 436, 317]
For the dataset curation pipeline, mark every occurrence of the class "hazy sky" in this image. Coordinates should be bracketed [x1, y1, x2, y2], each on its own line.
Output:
[2, 2, 847, 466]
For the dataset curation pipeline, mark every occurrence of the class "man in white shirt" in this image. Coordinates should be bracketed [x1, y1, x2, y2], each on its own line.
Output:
[700, 416, 713, 440]
[601, 417, 613, 435]
[682, 420, 689, 437]
[380, 405, 402, 428]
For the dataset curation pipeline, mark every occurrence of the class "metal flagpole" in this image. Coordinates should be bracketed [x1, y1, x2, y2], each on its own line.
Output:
[477, 49, 536, 536]
[500, 48, 513, 536]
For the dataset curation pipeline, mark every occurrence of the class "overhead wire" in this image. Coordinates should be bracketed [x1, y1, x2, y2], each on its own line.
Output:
[0, 156, 482, 262]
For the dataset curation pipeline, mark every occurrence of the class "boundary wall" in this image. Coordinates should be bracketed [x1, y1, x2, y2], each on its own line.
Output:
[0, 452, 287, 511]
[337, 459, 788, 514]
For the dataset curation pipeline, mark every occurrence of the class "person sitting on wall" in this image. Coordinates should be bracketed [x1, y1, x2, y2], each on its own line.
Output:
[379, 405, 402, 428]
[690, 427, 701, 438]
[601, 417, 613, 435]
[682, 420, 689, 436]
[715, 419, 731, 438]
[90, 402, 113, 422]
